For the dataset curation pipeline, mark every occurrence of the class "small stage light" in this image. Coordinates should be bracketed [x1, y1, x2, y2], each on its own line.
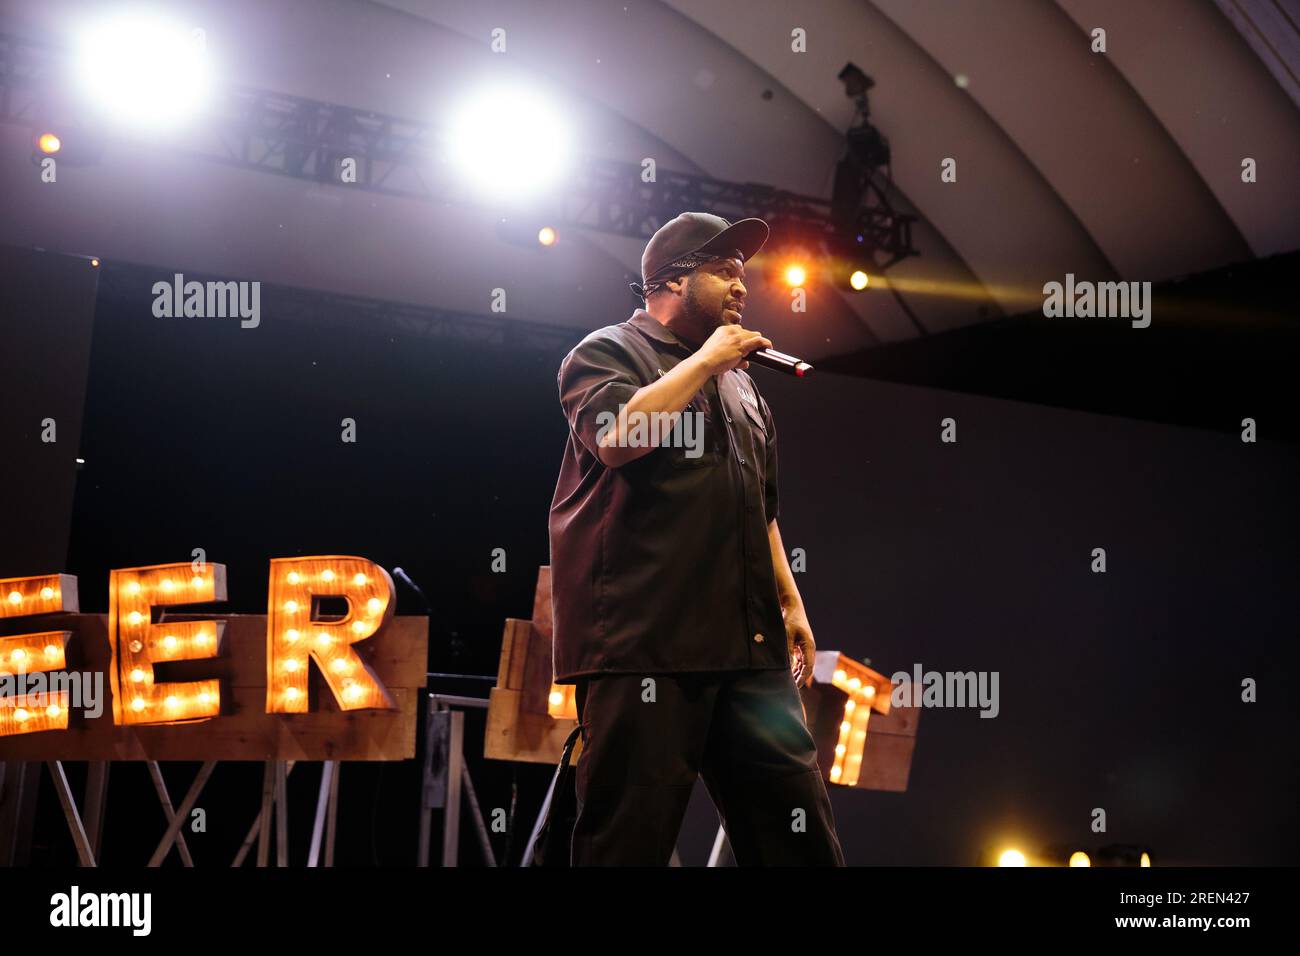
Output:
[998, 848, 1027, 867]
[849, 269, 869, 290]
[537, 226, 557, 246]
[1069, 851, 1091, 867]
[36, 132, 61, 154]
[784, 264, 807, 287]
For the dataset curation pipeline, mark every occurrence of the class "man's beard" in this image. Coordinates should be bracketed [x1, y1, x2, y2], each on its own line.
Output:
[681, 284, 723, 340]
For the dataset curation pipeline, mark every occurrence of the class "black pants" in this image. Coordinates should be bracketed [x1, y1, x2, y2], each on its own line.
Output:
[570, 667, 846, 866]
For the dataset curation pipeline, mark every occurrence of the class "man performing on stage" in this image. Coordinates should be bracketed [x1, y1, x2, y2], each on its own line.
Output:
[548, 212, 846, 866]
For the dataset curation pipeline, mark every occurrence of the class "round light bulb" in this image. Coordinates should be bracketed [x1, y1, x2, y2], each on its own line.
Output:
[131, 668, 145, 682]
[40, 586, 55, 600]
[131, 697, 146, 711]
[321, 569, 335, 582]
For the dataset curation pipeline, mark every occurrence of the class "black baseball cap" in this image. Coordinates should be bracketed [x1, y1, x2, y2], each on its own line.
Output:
[630, 212, 769, 299]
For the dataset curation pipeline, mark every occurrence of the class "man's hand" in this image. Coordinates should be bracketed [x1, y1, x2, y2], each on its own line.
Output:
[697, 324, 772, 375]
[784, 606, 815, 687]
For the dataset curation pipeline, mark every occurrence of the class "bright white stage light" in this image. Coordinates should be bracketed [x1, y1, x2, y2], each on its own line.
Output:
[447, 86, 571, 200]
[74, 12, 213, 128]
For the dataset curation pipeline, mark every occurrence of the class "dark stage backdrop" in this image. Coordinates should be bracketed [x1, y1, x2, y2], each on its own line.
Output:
[0, 243, 100, 575]
[15, 258, 1300, 865]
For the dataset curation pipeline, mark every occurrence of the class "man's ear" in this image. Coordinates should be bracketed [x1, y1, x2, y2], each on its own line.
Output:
[664, 275, 685, 295]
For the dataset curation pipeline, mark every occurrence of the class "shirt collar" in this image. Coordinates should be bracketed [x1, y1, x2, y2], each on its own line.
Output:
[628, 309, 695, 352]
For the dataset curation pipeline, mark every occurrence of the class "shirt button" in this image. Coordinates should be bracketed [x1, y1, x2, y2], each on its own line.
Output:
[739, 457, 746, 465]
[725, 415, 732, 423]
[753, 633, 765, 643]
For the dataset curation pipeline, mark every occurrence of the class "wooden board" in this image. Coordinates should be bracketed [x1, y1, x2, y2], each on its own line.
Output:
[0, 614, 427, 761]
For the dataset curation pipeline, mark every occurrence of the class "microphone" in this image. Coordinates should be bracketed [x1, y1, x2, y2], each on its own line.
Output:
[392, 566, 431, 612]
[748, 347, 813, 377]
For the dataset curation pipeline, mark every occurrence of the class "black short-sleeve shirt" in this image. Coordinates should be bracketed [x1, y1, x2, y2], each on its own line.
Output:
[548, 309, 787, 683]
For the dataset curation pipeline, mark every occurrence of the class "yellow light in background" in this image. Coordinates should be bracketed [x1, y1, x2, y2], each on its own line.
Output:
[266, 557, 397, 714]
[850, 270, 870, 290]
[0, 575, 76, 620]
[546, 682, 578, 719]
[825, 653, 890, 787]
[784, 264, 807, 287]
[37, 132, 61, 153]
[111, 563, 225, 726]
[1140, 852, 1151, 867]
[538, 226, 557, 246]
[998, 849, 1027, 867]
[1069, 851, 1091, 867]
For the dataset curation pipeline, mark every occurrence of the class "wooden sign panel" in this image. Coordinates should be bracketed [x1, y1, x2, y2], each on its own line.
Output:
[0, 614, 427, 761]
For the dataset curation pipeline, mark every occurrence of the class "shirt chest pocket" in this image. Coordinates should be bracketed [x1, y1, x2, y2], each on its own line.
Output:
[658, 399, 721, 467]
[739, 397, 766, 434]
